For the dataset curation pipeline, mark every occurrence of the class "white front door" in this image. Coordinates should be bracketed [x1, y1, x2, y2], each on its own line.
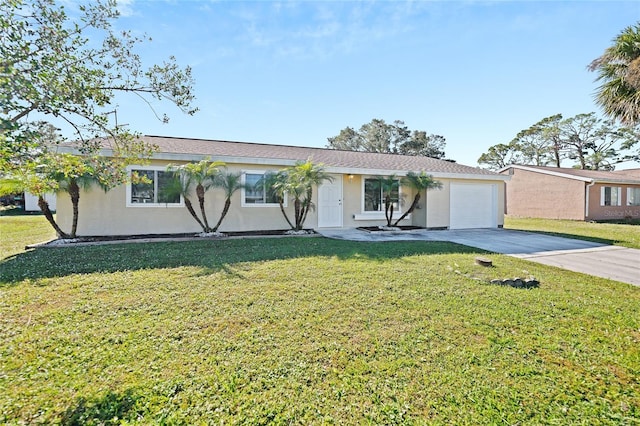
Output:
[318, 175, 343, 228]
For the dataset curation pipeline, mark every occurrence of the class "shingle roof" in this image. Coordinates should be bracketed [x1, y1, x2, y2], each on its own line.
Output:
[503, 165, 640, 184]
[138, 135, 500, 178]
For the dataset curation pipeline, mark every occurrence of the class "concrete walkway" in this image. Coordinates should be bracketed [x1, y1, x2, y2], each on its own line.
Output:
[317, 228, 640, 287]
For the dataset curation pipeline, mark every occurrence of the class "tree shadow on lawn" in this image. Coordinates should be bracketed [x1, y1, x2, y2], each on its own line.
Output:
[60, 388, 142, 426]
[0, 237, 486, 285]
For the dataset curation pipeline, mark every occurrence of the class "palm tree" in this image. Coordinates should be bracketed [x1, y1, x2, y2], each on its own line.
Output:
[589, 23, 640, 125]
[267, 161, 333, 231]
[46, 154, 104, 239]
[211, 171, 246, 232]
[288, 160, 333, 230]
[170, 158, 224, 232]
[264, 170, 296, 230]
[162, 170, 207, 232]
[372, 174, 399, 227]
[393, 172, 442, 226]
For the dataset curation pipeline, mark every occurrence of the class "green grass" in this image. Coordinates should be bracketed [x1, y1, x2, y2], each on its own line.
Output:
[0, 215, 56, 259]
[504, 216, 640, 249]
[1, 217, 639, 424]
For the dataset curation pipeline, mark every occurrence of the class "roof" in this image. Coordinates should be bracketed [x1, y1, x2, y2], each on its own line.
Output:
[499, 164, 640, 185]
[93, 135, 506, 180]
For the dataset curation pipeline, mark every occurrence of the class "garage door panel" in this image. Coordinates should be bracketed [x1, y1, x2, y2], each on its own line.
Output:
[450, 183, 497, 229]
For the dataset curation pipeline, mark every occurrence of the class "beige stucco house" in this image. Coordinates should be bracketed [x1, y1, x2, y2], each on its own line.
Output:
[499, 165, 640, 221]
[57, 135, 508, 236]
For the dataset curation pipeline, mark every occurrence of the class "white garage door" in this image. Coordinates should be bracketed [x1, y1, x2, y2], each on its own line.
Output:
[450, 183, 497, 229]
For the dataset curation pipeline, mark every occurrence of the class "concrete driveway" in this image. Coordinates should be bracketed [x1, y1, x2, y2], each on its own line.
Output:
[317, 228, 640, 287]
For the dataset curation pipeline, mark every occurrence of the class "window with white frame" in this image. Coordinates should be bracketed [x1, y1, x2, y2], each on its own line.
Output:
[242, 171, 282, 206]
[628, 188, 640, 206]
[127, 167, 182, 206]
[363, 177, 400, 212]
[600, 186, 621, 206]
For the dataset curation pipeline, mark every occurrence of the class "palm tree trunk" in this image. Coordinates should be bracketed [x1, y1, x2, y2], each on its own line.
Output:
[300, 201, 310, 230]
[38, 195, 69, 239]
[184, 197, 206, 231]
[393, 194, 421, 226]
[196, 184, 210, 231]
[279, 198, 295, 229]
[212, 198, 231, 232]
[299, 188, 312, 230]
[384, 195, 393, 226]
[68, 179, 80, 238]
[294, 198, 302, 230]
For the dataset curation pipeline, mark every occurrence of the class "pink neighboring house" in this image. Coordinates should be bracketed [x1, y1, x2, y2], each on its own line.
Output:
[499, 165, 640, 221]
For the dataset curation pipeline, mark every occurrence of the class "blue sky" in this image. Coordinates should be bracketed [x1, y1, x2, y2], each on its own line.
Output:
[107, 0, 639, 168]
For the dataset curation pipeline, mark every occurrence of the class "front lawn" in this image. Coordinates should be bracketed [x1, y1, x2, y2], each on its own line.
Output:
[1, 217, 639, 424]
[504, 216, 640, 249]
[0, 214, 56, 259]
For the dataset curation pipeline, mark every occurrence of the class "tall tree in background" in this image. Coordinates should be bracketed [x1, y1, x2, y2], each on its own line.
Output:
[589, 23, 640, 126]
[477, 143, 523, 171]
[558, 112, 638, 170]
[512, 114, 565, 167]
[478, 112, 639, 170]
[327, 119, 448, 159]
[1, 0, 197, 236]
[397, 131, 447, 159]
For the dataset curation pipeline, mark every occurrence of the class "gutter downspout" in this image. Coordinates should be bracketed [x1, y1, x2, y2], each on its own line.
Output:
[585, 180, 595, 220]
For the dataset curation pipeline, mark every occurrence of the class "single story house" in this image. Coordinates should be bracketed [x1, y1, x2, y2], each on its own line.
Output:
[57, 135, 508, 236]
[499, 165, 640, 221]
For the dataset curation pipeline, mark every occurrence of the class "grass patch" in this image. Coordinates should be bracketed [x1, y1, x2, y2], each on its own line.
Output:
[1, 218, 639, 424]
[0, 215, 56, 259]
[504, 216, 640, 249]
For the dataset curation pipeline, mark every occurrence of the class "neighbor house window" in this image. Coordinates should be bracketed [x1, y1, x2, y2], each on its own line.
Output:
[242, 171, 282, 206]
[628, 188, 640, 206]
[127, 167, 182, 207]
[600, 186, 621, 206]
[363, 177, 400, 212]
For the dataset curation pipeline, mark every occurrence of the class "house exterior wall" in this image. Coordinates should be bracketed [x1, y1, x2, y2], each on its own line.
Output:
[56, 159, 505, 236]
[57, 161, 319, 236]
[500, 168, 586, 220]
[587, 183, 640, 221]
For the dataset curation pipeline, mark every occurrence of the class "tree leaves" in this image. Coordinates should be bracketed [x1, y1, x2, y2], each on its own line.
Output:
[327, 119, 448, 159]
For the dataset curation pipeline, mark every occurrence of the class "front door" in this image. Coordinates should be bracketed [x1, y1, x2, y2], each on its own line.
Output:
[318, 175, 343, 228]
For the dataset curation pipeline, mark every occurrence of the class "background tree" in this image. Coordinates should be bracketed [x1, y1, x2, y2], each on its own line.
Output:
[397, 131, 447, 159]
[477, 143, 523, 170]
[512, 114, 565, 167]
[327, 119, 447, 159]
[392, 172, 442, 226]
[1, 0, 197, 236]
[478, 112, 638, 170]
[589, 23, 640, 126]
[558, 112, 638, 170]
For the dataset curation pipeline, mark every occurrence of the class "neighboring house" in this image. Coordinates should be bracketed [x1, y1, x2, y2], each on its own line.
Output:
[56, 135, 508, 236]
[499, 165, 640, 221]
